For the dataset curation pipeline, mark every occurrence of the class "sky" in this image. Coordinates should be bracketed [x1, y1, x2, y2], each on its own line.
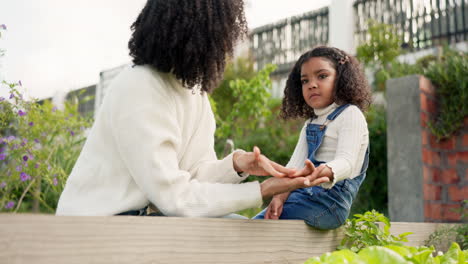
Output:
[0, 0, 330, 100]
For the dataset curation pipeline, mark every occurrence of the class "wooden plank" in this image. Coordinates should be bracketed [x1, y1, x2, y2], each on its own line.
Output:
[0, 214, 451, 264]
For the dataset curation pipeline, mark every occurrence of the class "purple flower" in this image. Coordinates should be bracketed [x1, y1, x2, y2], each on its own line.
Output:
[70, 130, 75, 136]
[22, 155, 28, 162]
[0, 148, 4, 153]
[20, 172, 31, 181]
[47, 165, 51, 170]
[15, 165, 22, 172]
[9, 93, 14, 99]
[0, 24, 6, 30]
[34, 163, 39, 169]
[28, 122, 34, 126]
[0, 182, 6, 188]
[52, 106, 57, 112]
[34, 138, 40, 144]
[0, 153, 5, 160]
[53, 178, 58, 186]
[18, 110, 27, 116]
[7, 136, 15, 142]
[18, 80, 22, 86]
[0, 97, 4, 101]
[5, 201, 15, 209]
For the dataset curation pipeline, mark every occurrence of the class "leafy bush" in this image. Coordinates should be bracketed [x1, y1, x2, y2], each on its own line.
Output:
[0, 84, 92, 213]
[356, 20, 401, 69]
[339, 210, 411, 252]
[305, 243, 466, 264]
[306, 210, 467, 264]
[424, 49, 468, 141]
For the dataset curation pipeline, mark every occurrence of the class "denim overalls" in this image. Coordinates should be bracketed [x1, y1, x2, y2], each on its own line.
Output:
[254, 104, 369, 229]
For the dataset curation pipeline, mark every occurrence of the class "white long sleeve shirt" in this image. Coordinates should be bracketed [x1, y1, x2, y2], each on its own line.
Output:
[286, 103, 369, 189]
[56, 65, 263, 216]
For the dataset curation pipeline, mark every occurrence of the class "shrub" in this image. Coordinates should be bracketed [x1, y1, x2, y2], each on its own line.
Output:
[306, 210, 467, 264]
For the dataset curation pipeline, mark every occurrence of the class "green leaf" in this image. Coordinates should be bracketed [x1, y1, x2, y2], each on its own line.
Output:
[358, 246, 411, 264]
[440, 243, 464, 264]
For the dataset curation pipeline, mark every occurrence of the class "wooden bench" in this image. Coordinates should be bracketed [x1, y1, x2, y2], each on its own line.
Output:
[0, 214, 449, 264]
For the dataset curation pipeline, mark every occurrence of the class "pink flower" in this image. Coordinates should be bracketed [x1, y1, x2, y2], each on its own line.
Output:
[5, 201, 15, 209]
[20, 172, 31, 181]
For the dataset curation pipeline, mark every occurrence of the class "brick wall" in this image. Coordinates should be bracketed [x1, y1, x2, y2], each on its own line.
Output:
[419, 77, 468, 222]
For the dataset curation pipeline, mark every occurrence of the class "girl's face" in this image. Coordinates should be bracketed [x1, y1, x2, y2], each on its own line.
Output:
[300, 57, 336, 109]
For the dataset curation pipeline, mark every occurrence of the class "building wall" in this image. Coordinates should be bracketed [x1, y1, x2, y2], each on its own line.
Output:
[387, 75, 467, 222]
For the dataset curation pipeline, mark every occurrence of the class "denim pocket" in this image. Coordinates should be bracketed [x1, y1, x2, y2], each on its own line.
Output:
[305, 202, 347, 230]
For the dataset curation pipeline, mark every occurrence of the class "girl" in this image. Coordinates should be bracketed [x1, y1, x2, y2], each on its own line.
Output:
[253, 46, 372, 229]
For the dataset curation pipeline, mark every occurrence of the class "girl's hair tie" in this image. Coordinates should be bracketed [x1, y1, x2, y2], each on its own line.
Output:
[338, 55, 349, 65]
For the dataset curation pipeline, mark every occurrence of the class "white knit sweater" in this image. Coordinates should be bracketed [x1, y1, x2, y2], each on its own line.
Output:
[56, 65, 262, 216]
[286, 103, 369, 188]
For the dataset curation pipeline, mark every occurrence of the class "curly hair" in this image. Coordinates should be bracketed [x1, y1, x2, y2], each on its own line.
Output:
[128, 0, 247, 93]
[280, 46, 371, 119]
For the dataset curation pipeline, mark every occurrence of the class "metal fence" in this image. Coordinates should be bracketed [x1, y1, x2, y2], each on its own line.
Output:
[249, 7, 329, 75]
[354, 0, 468, 50]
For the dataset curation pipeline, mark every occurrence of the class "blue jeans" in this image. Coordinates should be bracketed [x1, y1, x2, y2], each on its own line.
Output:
[253, 174, 365, 229]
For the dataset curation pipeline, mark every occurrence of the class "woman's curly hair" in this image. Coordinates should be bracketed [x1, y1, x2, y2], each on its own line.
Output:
[281, 46, 371, 119]
[128, 0, 247, 93]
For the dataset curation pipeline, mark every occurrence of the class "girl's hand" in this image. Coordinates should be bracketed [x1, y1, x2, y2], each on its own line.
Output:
[296, 163, 334, 186]
[233, 146, 295, 177]
[290, 159, 316, 178]
[260, 174, 329, 200]
[264, 192, 289, 219]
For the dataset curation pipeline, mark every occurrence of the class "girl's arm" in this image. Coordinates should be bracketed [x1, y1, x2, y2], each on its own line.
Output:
[322, 106, 368, 188]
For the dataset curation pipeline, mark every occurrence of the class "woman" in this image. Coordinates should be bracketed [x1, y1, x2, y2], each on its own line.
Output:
[56, 0, 329, 217]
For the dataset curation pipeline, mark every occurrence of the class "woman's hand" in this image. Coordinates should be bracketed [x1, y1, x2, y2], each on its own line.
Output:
[233, 146, 295, 177]
[264, 192, 289, 219]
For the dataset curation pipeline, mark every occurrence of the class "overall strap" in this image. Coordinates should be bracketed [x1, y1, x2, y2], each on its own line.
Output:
[319, 104, 351, 129]
[326, 104, 351, 121]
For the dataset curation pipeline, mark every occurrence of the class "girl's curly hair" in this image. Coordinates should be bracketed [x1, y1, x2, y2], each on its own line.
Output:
[128, 0, 247, 93]
[281, 46, 372, 119]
